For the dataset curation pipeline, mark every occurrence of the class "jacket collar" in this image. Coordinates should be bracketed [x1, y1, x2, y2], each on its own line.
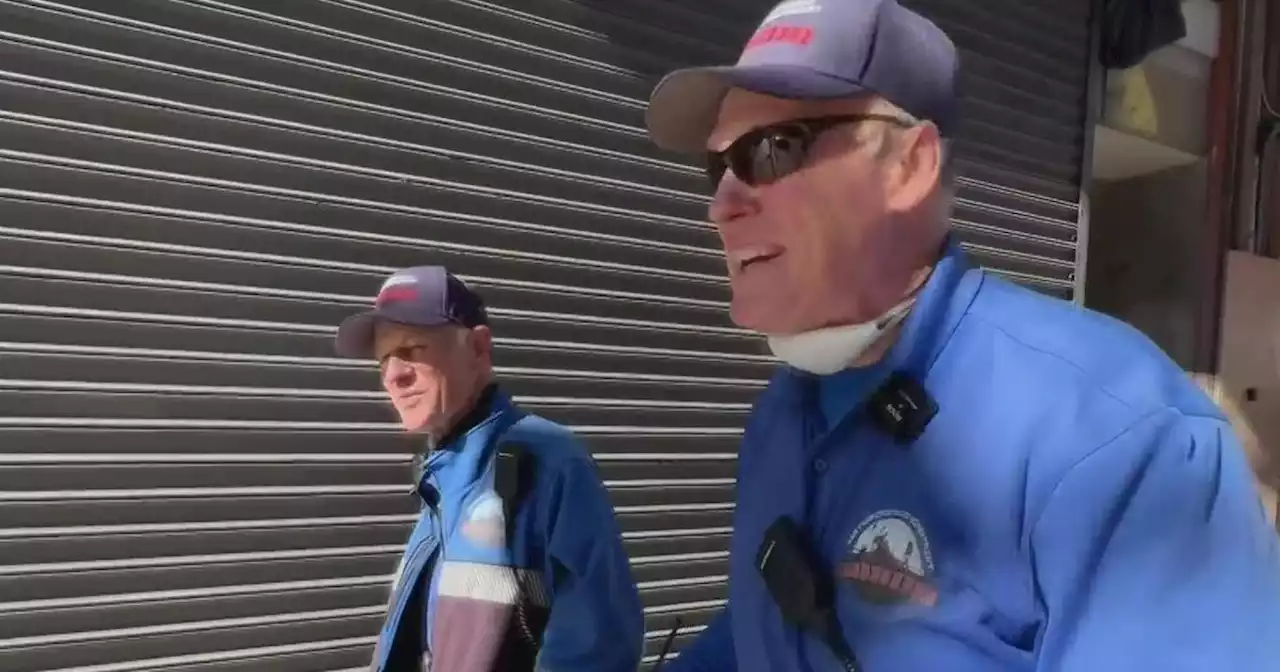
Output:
[413, 384, 522, 501]
[430, 382, 500, 451]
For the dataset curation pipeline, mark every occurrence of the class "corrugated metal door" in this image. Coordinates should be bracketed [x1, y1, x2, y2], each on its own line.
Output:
[904, 0, 1094, 299]
[0, 1, 1094, 670]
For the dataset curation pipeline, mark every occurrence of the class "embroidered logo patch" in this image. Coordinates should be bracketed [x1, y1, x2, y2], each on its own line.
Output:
[460, 490, 506, 549]
[837, 509, 938, 607]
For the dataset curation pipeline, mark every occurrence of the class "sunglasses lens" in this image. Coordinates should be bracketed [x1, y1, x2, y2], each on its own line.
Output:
[710, 126, 808, 189]
[750, 131, 807, 186]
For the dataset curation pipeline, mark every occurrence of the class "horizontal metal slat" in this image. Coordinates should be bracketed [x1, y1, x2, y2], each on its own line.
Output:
[930, 0, 1090, 44]
[619, 510, 733, 537]
[0, 457, 733, 490]
[0, 117, 711, 248]
[0, 89, 713, 233]
[611, 484, 733, 512]
[632, 558, 727, 587]
[0, 56, 702, 195]
[0, 463, 404, 492]
[0, 313, 773, 382]
[957, 94, 1081, 151]
[955, 183, 1077, 234]
[0, 523, 408, 567]
[956, 241, 1074, 292]
[0, 170, 727, 302]
[0, 1, 649, 136]
[0, 347, 763, 405]
[0, 35, 669, 181]
[932, 19, 1086, 94]
[0, 576, 391, 625]
[0, 272, 755, 355]
[0, 555, 395, 605]
[98, 641, 374, 672]
[0, 492, 414, 528]
[0, 192, 727, 307]
[574, 0, 748, 50]
[0, 391, 749, 430]
[952, 129, 1079, 189]
[918, 0, 1088, 60]
[141, 0, 659, 102]
[0, 234, 731, 331]
[0, 609, 383, 672]
[357, 0, 726, 77]
[44, 638, 378, 672]
[0, 428, 744, 459]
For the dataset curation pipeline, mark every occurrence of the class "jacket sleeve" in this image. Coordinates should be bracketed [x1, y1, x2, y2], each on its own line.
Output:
[1031, 407, 1280, 671]
[663, 608, 736, 672]
[535, 454, 644, 671]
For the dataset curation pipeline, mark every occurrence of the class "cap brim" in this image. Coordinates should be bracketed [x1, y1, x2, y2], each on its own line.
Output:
[334, 311, 383, 359]
[334, 310, 454, 359]
[646, 64, 873, 154]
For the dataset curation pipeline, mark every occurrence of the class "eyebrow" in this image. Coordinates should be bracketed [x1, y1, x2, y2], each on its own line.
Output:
[376, 341, 432, 358]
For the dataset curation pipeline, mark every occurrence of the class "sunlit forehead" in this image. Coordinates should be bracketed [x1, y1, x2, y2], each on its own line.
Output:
[372, 323, 460, 360]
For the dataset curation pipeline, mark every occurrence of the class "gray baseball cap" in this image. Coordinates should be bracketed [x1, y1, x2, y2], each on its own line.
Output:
[334, 266, 488, 359]
[646, 0, 959, 153]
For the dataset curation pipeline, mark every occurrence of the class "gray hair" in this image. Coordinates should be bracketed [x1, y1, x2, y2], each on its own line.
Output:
[863, 98, 955, 226]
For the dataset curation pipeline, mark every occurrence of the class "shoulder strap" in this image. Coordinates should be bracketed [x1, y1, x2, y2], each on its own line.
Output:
[493, 441, 533, 538]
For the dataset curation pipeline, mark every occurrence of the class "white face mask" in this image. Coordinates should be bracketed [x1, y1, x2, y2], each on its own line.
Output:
[765, 299, 915, 375]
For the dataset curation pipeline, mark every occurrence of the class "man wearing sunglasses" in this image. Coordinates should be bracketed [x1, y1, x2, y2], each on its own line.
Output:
[646, 0, 1280, 670]
[335, 265, 643, 671]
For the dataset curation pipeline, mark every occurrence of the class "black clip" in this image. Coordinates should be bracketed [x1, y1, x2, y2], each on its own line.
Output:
[867, 371, 938, 445]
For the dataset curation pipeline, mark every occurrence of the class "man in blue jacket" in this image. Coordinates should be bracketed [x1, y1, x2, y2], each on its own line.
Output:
[645, 0, 1280, 669]
[335, 265, 643, 671]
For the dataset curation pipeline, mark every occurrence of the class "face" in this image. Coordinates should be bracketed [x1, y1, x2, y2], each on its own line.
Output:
[373, 322, 493, 435]
[706, 90, 944, 335]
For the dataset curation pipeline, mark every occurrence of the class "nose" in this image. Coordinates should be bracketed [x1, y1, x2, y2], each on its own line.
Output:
[382, 358, 415, 390]
[708, 170, 756, 227]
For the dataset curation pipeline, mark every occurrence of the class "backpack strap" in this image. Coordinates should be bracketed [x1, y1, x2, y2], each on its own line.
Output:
[493, 441, 532, 541]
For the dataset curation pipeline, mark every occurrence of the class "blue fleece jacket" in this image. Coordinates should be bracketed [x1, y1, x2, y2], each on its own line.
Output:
[369, 389, 644, 671]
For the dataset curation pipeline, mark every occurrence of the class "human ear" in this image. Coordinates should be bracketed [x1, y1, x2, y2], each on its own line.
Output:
[884, 123, 942, 215]
[470, 325, 493, 360]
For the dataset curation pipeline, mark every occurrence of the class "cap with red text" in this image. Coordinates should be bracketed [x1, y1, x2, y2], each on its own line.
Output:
[334, 265, 488, 358]
[645, 0, 958, 153]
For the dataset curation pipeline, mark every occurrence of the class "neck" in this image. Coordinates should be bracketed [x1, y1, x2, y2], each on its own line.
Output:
[849, 260, 937, 368]
[427, 380, 497, 449]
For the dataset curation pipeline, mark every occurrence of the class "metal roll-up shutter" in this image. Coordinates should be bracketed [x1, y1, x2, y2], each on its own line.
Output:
[0, 0, 768, 669]
[0, 2, 1095, 672]
[902, 0, 1094, 300]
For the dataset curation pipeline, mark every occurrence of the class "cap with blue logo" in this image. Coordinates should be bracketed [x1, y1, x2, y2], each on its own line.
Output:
[334, 265, 489, 358]
[645, 0, 958, 153]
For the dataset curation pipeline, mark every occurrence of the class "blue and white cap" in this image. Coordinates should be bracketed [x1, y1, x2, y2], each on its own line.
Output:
[645, 0, 959, 153]
[334, 265, 488, 358]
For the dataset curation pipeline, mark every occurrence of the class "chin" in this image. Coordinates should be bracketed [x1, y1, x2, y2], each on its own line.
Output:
[730, 299, 799, 335]
[396, 411, 437, 434]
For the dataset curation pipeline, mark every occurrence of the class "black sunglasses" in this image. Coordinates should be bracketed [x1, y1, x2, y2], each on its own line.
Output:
[705, 113, 914, 189]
